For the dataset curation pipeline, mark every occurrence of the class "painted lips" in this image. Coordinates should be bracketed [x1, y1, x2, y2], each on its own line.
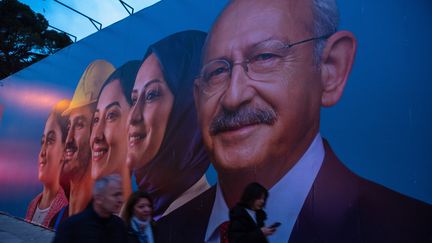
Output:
[92, 147, 108, 162]
[39, 160, 47, 167]
[64, 146, 76, 160]
[128, 132, 146, 146]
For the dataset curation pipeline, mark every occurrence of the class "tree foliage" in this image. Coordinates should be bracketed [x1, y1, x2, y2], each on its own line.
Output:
[0, 0, 73, 79]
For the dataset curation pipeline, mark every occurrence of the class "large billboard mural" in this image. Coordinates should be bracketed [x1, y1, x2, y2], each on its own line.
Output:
[1, 0, 431, 242]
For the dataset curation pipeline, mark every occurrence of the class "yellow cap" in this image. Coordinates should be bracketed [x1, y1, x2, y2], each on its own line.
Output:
[62, 60, 115, 116]
[53, 99, 71, 114]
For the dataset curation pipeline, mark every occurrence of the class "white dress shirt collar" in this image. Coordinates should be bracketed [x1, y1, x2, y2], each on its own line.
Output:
[205, 133, 325, 243]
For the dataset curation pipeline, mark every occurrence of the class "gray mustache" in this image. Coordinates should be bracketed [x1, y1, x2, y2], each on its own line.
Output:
[209, 107, 277, 135]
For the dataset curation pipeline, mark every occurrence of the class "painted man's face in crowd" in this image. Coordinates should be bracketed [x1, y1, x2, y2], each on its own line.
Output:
[63, 105, 93, 179]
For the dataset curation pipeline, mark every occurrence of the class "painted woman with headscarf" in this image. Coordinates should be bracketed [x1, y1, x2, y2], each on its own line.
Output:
[127, 30, 210, 219]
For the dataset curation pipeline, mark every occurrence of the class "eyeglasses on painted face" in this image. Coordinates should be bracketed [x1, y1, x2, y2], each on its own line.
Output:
[197, 34, 331, 95]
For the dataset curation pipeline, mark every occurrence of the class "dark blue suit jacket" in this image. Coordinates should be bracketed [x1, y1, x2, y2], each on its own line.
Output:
[154, 141, 432, 243]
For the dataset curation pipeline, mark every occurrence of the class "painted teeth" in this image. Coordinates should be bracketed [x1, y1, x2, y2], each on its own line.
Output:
[93, 151, 105, 157]
[65, 149, 75, 155]
[130, 135, 142, 142]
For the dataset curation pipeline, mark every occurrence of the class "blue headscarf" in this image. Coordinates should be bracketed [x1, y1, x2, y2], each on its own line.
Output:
[134, 30, 210, 218]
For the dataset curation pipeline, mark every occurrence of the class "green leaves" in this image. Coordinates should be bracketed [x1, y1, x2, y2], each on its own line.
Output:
[0, 0, 73, 79]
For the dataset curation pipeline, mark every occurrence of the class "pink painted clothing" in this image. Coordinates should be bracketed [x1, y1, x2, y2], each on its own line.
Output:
[25, 187, 68, 228]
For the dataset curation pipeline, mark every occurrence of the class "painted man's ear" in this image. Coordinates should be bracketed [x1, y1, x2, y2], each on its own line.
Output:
[319, 31, 357, 107]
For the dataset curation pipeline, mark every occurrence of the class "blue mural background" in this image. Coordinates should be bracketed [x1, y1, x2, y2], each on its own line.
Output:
[1, 0, 431, 218]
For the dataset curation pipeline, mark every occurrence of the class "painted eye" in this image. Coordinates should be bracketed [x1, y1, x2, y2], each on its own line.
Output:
[106, 111, 118, 121]
[131, 95, 137, 106]
[145, 89, 161, 101]
[254, 53, 277, 61]
[76, 121, 84, 129]
[93, 117, 99, 125]
[47, 134, 56, 145]
[47, 138, 55, 145]
[204, 65, 229, 81]
[208, 66, 229, 79]
[250, 52, 283, 71]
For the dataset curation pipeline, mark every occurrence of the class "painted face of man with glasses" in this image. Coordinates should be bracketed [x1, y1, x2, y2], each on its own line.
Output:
[194, 0, 356, 208]
[154, 1, 431, 242]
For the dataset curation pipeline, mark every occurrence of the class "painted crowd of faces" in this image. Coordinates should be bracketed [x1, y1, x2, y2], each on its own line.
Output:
[31, 30, 209, 225]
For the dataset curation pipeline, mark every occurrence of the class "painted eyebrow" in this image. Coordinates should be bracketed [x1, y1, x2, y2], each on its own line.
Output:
[132, 79, 162, 93]
[73, 115, 87, 124]
[105, 101, 120, 110]
[94, 102, 121, 114]
[205, 37, 282, 63]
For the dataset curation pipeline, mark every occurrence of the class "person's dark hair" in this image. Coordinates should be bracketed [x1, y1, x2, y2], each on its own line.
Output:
[121, 190, 153, 227]
[98, 60, 142, 105]
[239, 182, 269, 209]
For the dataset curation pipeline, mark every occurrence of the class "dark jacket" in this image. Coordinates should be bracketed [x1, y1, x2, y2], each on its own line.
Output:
[228, 205, 267, 243]
[52, 204, 127, 243]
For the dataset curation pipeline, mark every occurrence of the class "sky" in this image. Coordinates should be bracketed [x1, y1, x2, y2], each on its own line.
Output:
[18, 0, 161, 41]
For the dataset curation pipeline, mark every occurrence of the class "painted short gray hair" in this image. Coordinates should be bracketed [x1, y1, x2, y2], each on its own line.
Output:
[312, 0, 339, 64]
[206, 0, 340, 66]
[93, 174, 122, 196]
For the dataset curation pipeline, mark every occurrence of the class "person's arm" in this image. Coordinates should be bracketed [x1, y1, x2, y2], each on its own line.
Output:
[260, 226, 276, 236]
[229, 221, 267, 242]
[257, 209, 276, 237]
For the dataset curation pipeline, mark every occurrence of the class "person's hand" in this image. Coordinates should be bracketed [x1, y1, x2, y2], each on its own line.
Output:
[261, 226, 276, 236]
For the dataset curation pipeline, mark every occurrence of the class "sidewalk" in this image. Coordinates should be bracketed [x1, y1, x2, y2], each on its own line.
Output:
[0, 212, 54, 243]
